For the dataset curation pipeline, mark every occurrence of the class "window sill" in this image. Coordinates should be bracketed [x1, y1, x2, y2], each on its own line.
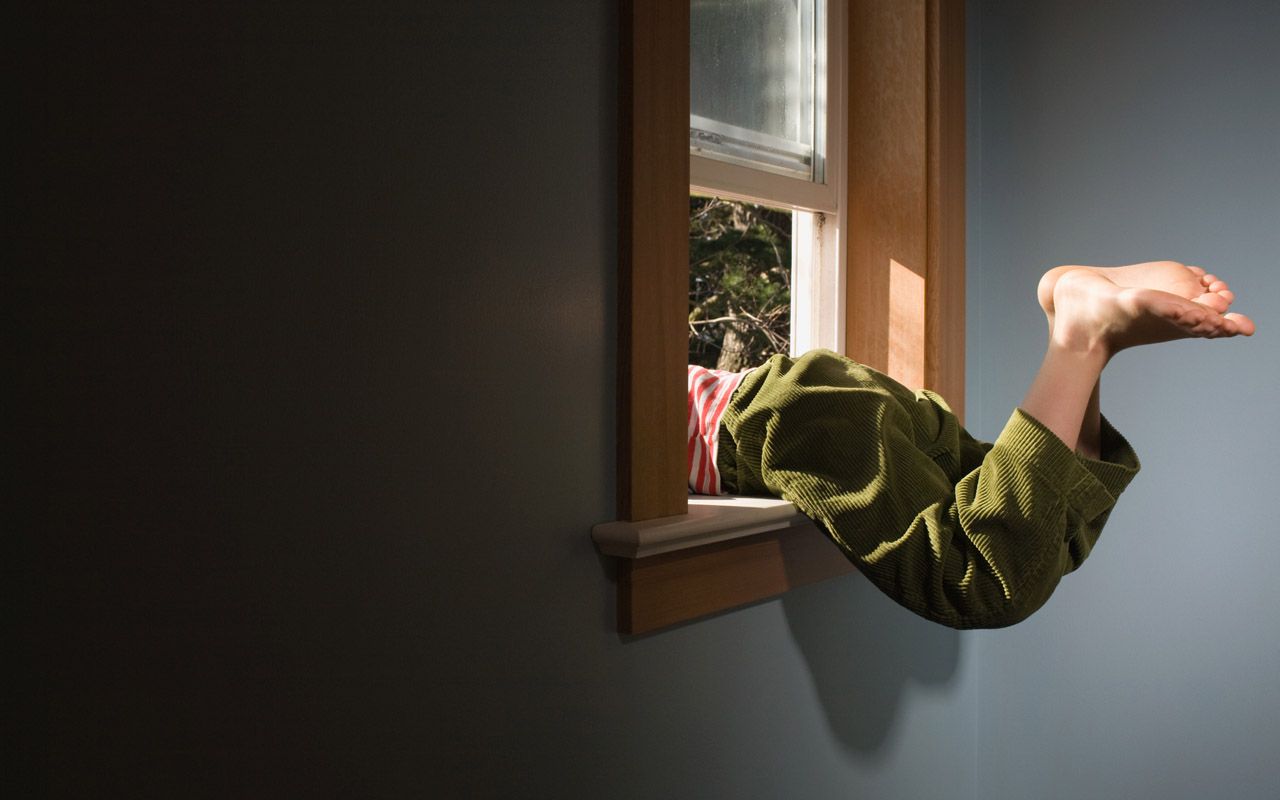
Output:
[593, 498, 855, 635]
[592, 495, 804, 558]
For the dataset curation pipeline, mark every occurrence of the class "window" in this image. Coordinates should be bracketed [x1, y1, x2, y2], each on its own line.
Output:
[691, 0, 822, 182]
[690, 0, 843, 366]
[688, 0, 843, 368]
[603, 0, 967, 634]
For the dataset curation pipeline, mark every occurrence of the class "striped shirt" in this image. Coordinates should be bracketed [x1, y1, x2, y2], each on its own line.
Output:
[687, 364, 755, 495]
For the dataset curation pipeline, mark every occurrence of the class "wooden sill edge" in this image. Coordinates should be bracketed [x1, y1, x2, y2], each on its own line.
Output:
[595, 498, 858, 635]
[592, 496, 804, 559]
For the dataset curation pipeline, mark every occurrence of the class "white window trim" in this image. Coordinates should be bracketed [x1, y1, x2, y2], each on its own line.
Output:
[790, 208, 845, 355]
[690, 157, 837, 213]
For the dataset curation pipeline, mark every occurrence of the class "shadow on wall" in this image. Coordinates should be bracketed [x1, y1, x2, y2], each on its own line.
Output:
[781, 573, 962, 755]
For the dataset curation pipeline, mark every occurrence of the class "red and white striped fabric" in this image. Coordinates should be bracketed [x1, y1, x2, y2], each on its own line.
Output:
[687, 364, 754, 495]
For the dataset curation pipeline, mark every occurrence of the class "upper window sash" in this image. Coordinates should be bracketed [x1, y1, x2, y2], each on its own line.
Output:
[689, 0, 842, 214]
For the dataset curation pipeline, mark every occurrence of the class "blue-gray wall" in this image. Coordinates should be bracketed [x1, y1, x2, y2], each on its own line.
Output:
[968, 2, 1280, 797]
[15, 2, 978, 796]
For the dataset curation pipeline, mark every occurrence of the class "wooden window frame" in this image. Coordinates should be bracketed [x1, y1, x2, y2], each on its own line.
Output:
[606, 0, 966, 635]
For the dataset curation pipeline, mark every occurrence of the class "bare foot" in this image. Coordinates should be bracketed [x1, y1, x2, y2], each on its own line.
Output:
[1038, 260, 1255, 337]
[1050, 269, 1253, 358]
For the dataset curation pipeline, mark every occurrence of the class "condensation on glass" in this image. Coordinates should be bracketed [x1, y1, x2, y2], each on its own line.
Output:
[690, 0, 825, 182]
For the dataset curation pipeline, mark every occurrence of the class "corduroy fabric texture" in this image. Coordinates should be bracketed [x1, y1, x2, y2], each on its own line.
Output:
[717, 349, 1140, 629]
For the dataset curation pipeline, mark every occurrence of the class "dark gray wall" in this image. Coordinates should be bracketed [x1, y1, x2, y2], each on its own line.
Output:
[968, 2, 1280, 798]
[14, 2, 979, 796]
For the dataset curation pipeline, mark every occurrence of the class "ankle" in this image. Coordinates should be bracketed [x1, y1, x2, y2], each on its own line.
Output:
[1046, 334, 1111, 368]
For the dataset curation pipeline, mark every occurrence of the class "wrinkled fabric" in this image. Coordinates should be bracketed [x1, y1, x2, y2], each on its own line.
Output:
[718, 350, 1140, 629]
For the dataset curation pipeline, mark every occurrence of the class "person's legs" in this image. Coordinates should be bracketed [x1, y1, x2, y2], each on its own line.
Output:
[1020, 263, 1254, 454]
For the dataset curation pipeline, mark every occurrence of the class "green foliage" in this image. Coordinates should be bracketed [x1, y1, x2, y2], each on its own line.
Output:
[688, 195, 791, 370]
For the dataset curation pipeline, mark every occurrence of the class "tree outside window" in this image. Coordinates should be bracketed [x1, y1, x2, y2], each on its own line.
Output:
[687, 196, 792, 371]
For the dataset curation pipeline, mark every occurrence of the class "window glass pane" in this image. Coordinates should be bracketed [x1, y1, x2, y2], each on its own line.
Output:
[689, 195, 792, 370]
[691, 0, 822, 181]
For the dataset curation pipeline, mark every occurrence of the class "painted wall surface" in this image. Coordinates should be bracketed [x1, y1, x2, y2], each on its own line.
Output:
[15, 2, 979, 797]
[968, 2, 1280, 798]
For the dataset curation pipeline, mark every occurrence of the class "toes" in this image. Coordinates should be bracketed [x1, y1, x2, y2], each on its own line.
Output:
[1199, 272, 1232, 291]
[1192, 317, 1220, 336]
[1195, 292, 1231, 313]
[1224, 312, 1257, 336]
[1186, 265, 1207, 276]
[1178, 304, 1225, 336]
[1194, 310, 1253, 338]
[1217, 288, 1236, 304]
[1176, 306, 1209, 330]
